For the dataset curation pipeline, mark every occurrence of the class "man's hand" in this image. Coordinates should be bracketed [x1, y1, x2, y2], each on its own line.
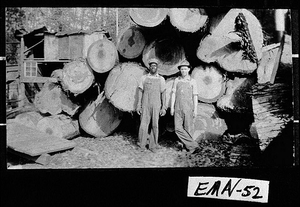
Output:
[170, 107, 174, 116]
[137, 106, 142, 115]
[160, 108, 166, 116]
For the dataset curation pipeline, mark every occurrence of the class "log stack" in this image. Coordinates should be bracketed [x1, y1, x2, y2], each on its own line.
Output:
[11, 8, 292, 154]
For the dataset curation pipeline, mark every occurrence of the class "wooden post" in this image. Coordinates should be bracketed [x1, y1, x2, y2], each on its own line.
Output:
[18, 37, 25, 107]
[116, 8, 119, 38]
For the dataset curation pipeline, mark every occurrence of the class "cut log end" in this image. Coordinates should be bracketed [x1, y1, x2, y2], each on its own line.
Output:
[87, 39, 118, 73]
[62, 59, 94, 95]
[142, 40, 186, 76]
[169, 8, 208, 33]
[117, 26, 146, 59]
[104, 62, 147, 112]
[197, 9, 263, 74]
[129, 8, 169, 27]
[191, 65, 225, 103]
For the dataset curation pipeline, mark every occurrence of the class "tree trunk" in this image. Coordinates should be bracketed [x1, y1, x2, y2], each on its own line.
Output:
[37, 114, 80, 140]
[87, 38, 118, 73]
[117, 25, 146, 59]
[34, 81, 80, 116]
[129, 8, 168, 27]
[197, 9, 263, 74]
[191, 64, 226, 103]
[142, 39, 186, 76]
[79, 91, 123, 138]
[169, 8, 208, 33]
[61, 59, 94, 95]
[104, 62, 147, 112]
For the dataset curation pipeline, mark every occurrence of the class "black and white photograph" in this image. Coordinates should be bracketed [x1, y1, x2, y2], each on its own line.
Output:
[1, 4, 299, 206]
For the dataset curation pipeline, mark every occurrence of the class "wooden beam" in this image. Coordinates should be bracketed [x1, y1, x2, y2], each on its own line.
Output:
[21, 76, 57, 83]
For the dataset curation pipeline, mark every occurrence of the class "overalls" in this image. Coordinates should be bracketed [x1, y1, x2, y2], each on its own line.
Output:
[174, 80, 199, 151]
[138, 76, 162, 149]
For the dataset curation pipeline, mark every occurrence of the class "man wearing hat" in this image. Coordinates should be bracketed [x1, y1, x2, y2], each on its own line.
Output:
[137, 58, 167, 152]
[170, 60, 200, 154]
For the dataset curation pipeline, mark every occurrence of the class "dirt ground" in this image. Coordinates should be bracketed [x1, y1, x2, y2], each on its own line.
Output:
[6, 131, 260, 169]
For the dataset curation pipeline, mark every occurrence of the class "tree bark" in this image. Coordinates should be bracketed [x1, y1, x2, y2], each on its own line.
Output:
[169, 8, 208, 33]
[191, 64, 226, 103]
[79, 91, 123, 138]
[129, 8, 168, 27]
[197, 9, 263, 74]
[87, 38, 118, 73]
[104, 62, 146, 112]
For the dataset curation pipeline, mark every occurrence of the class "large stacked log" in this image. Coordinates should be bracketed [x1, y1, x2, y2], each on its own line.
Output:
[61, 59, 94, 95]
[197, 9, 263, 74]
[37, 114, 80, 140]
[87, 38, 118, 73]
[142, 38, 186, 76]
[34, 81, 80, 116]
[193, 103, 227, 141]
[169, 8, 208, 33]
[117, 26, 146, 59]
[129, 8, 169, 27]
[164, 103, 227, 141]
[104, 62, 146, 112]
[79, 91, 123, 138]
[191, 64, 226, 103]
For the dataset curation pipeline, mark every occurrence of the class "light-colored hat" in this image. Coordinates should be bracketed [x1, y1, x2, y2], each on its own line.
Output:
[148, 58, 159, 65]
[178, 60, 191, 69]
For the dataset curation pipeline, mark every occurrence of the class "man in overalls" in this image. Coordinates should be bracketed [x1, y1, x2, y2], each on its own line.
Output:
[137, 58, 167, 152]
[170, 60, 200, 154]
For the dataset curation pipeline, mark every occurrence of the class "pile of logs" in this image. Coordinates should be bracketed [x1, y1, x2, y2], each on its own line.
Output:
[11, 8, 292, 152]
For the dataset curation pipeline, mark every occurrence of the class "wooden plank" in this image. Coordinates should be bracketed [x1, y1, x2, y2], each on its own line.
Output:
[7, 122, 76, 157]
[21, 76, 57, 83]
[7, 148, 52, 165]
